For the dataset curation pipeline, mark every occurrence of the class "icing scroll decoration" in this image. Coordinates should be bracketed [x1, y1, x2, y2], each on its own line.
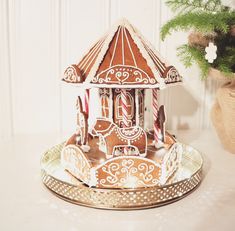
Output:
[164, 66, 182, 84]
[92, 65, 156, 85]
[63, 65, 83, 83]
[61, 145, 91, 184]
[160, 143, 182, 184]
[95, 157, 161, 188]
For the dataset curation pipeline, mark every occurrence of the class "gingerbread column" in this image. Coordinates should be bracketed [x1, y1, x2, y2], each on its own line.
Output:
[121, 89, 129, 155]
[121, 89, 129, 128]
[135, 89, 139, 126]
[109, 88, 113, 121]
[152, 88, 161, 146]
[84, 89, 90, 116]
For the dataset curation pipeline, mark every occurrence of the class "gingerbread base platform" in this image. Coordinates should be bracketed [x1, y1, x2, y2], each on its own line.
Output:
[40, 142, 203, 210]
[61, 132, 182, 188]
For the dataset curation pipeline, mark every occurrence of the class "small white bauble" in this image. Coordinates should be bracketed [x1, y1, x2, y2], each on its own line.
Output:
[205, 42, 217, 63]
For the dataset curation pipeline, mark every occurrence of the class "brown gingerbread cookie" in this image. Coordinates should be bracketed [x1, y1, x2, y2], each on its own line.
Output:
[91, 118, 147, 158]
[156, 105, 166, 142]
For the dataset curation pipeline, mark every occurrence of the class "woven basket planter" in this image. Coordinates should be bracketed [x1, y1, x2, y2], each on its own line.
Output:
[187, 31, 235, 153]
[210, 69, 235, 154]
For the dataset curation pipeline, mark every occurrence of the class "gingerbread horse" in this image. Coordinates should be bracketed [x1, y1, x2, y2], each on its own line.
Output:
[91, 118, 147, 158]
[76, 96, 88, 145]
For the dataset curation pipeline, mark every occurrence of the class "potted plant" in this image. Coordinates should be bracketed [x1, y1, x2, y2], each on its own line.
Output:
[161, 0, 235, 153]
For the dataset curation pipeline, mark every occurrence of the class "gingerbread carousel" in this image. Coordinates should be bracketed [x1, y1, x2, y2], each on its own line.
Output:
[41, 19, 203, 209]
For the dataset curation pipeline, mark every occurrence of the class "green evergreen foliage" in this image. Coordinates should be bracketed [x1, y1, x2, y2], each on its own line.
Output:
[161, 11, 234, 40]
[161, 0, 235, 78]
[166, 0, 226, 13]
[177, 44, 210, 78]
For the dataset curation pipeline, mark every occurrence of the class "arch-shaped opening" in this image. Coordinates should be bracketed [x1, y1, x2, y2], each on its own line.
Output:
[116, 92, 134, 119]
[101, 95, 110, 118]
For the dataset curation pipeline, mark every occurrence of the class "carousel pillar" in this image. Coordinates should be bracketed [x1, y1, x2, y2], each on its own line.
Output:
[121, 89, 129, 155]
[152, 88, 161, 146]
[121, 89, 129, 128]
[84, 89, 90, 116]
[109, 88, 113, 121]
[84, 88, 90, 144]
[135, 89, 139, 126]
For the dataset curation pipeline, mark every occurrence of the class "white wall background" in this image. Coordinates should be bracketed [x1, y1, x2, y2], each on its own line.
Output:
[0, 0, 220, 140]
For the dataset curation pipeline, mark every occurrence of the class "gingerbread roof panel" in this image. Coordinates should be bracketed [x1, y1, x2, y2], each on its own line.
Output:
[63, 19, 182, 88]
[78, 36, 107, 78]
[91, 26, 157, 85]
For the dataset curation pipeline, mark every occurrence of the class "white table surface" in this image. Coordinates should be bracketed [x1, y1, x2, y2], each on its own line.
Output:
[0, 129, 235, 231]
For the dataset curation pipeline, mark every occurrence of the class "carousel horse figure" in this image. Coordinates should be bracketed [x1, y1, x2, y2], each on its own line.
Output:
[91, 118, 147, 158]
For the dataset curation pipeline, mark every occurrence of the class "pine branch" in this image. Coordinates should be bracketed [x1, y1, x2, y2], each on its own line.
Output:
[166, 0, 225, 13]
[160, 11, 235, 40]
[177, 44, 210, 78]
[161, 0, 235, 78]
[217, 63, 234, 77]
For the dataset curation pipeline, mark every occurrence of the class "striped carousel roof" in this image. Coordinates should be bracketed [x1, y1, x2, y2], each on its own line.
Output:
[63, 19, 182, 89]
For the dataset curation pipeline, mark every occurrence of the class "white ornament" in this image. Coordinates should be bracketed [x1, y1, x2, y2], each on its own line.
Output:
[205, 42, 217, 63]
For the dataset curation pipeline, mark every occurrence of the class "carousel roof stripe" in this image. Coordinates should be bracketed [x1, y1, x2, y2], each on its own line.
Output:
[121, 20, 164, 83]
[79, 38, 104, 69]
[133, 25, 170, 68]
[142, 42, 165, 73]
[83, 20, 122, 84]
[78, 35, 107, 75]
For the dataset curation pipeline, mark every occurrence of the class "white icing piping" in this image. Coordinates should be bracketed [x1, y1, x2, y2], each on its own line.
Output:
[85, 21, 122, 84]
[69, 19, 182, 89]
[62, 79, 183, 89]
[100, 95, 107, 117]
[62, 144, 92, 168]
[133, 24, 171, 67]
[109, 88, 113, 121]
[89, 168, 97, 187]
[103, 124, 116, 138]
[93, 155, 162, 171]
[142, 42, 165, 73]
[123, 20, 166, 88]
[83, 19, 165, 89]
[121, 26, 125, 65]
[109, 26, 121, 67]
[135, 89, 140, 126]
[148, 47, 166, 71]
[79, 37, 105, 69]
[83, 39, 106, 73]
[124, 27, 137, 67]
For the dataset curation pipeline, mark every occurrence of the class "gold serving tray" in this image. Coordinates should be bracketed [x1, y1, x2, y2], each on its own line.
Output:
[41, 142, 203, 210]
